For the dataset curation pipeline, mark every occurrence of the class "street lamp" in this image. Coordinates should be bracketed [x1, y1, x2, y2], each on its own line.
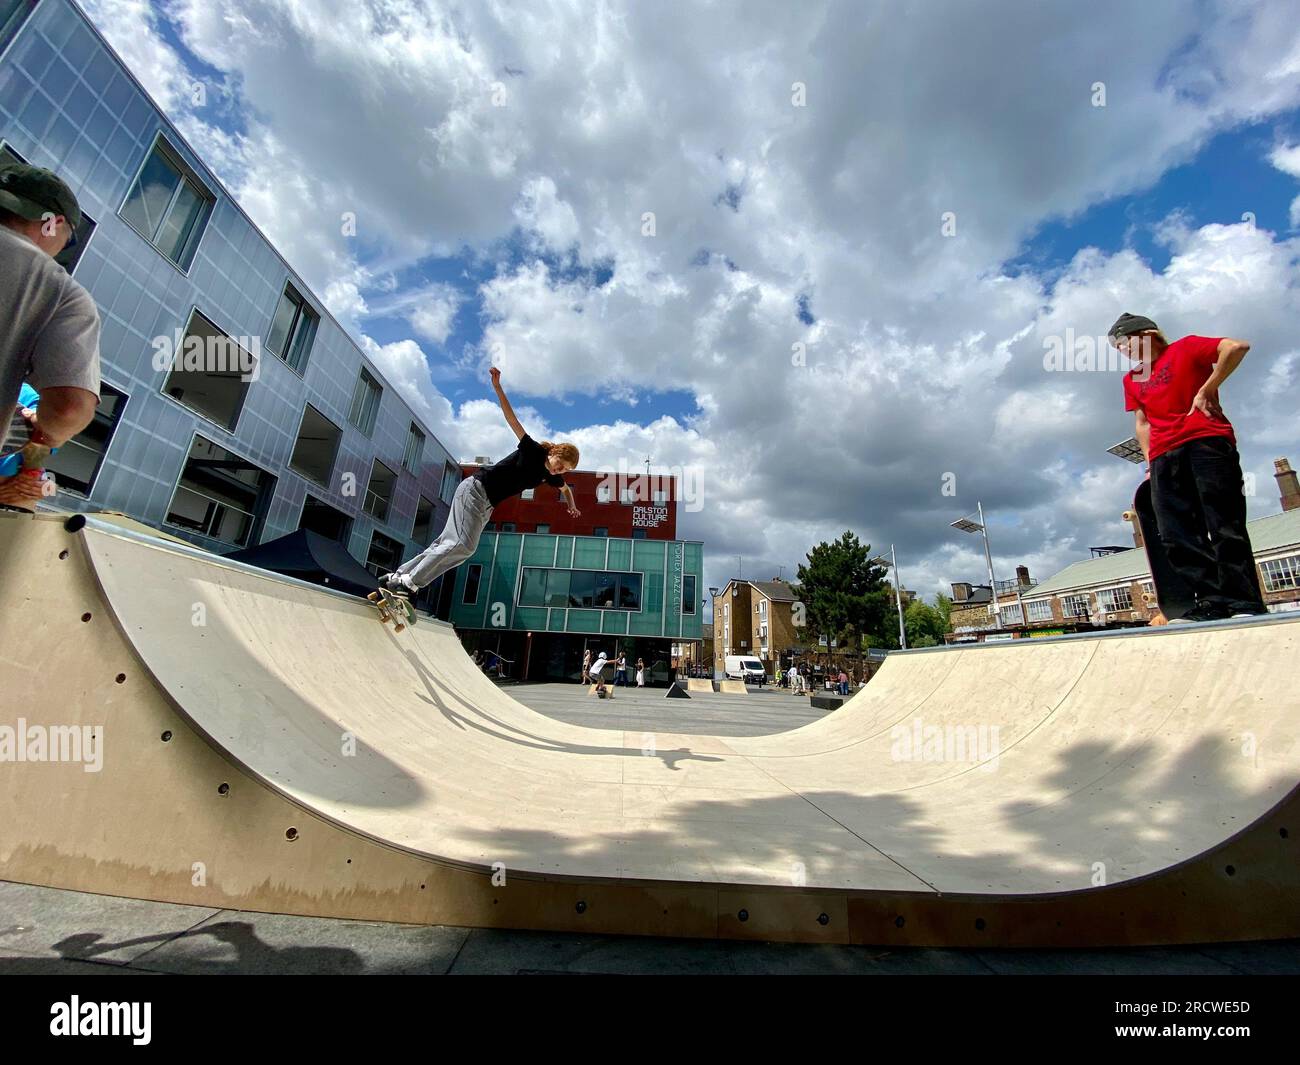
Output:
[951, 501, 1025, 630]
[870, 545, 907, 650]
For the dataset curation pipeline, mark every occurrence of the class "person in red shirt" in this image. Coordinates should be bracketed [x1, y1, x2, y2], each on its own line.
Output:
[1110, 313, 1267, 621]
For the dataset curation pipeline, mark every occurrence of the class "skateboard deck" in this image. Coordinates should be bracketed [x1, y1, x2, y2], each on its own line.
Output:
[1125, 479, 1196, 624]
[367, 587, 416, 632]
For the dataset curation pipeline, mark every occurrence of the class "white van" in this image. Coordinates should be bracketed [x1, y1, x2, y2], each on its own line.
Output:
[724, 656, 766, 682]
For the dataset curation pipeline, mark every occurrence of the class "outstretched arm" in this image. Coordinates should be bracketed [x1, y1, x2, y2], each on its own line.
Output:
[489, 367, 526, 440]
[560, 483, 580, 517]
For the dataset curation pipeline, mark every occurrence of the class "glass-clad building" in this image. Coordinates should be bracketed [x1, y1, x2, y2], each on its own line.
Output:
[1, 0, 461, 608]
[448, 531, 704, 683]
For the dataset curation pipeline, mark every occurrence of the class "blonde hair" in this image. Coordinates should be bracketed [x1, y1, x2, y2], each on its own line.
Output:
[539, 441, 579, 469]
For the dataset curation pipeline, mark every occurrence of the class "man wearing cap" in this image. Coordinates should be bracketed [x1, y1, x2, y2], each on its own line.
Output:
[1110, 313, 1267, 621]
[0, 162, 101, 510]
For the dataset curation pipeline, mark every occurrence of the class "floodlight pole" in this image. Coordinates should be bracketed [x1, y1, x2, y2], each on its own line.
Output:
[891, 544, 906, 650]
[977, 501, 1002, 626]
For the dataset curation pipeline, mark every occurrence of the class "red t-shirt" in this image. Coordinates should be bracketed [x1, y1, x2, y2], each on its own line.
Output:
[1122, 335, 1236, 462]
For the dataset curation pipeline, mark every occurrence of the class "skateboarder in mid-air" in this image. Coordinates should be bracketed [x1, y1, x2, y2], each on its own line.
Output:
[378, 367, 581, 601]
[1110, 313, 1268, 623]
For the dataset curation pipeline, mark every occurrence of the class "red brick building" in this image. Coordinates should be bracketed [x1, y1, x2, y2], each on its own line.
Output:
[461, 458, 678, 540]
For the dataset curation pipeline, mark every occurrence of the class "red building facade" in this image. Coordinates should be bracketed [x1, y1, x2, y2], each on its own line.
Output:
[460, 463, 678, 541]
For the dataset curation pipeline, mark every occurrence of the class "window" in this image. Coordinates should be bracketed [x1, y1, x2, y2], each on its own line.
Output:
[1062, 594, 1091, 619]
[266, 283, 318, 374]
[162, 309, 256, 431]
[1, 3, 38, 53]
[1026, 599, 1054, 622]
[364, 460, 396, 522]
[593, 527, 608, 537]
[120, 135, 214, 271]
[620, 487, 634, 504]
[299, 495, 351, 544]
[44, 381, 126, 496]
[594, 573, 617, 608]
[535, 523, 550, 534]
[683, 574, 697, 615]
[653, 489, 667, 505]
[440, 463, 459, 504]
[759, 600, 767, 618]
[519, 568, 547, 606]
[520, 568, 641, 610]
[1098, 587, 1134, 612]
[596, 483, 612, 503]
[402, 423, 425, 474]
[631, 528, 647, 539]
[544, 570, 572, 607]
[617, 573, 642, 609]
[165, 436, 273, 547]
[412, 496, 435, 542]
[998, 604, 1024, 626]
[497, 522, 515, 532]
[289, 405, 341, 487]
[463, 563, 483, 604]
[348, 368, 382, 437]
[1261, 555, 1300, 592]
[365, 530, 403, 577]
[521, 488, 535, 500]
[567, 570, 594, 607]
[1, 141, 95, 274]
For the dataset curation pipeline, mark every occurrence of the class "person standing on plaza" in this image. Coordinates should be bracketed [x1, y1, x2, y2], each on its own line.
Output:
[581, 648, 592, 685]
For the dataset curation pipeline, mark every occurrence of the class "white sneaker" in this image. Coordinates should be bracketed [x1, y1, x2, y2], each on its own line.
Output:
[1231, 612, 1258, 619]
[382, 572, 417, 595]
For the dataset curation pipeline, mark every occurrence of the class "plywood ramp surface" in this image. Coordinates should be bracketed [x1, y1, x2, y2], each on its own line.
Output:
[2, 513, 1296, 946]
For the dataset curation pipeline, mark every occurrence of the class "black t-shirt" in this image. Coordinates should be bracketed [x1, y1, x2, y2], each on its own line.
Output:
[473, 433, 566, 506]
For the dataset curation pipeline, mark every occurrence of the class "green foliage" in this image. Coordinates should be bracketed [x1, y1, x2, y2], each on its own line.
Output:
[794, 531, 892, 649]
[933, 592, 953, 632]
[905, 599, 946, 647]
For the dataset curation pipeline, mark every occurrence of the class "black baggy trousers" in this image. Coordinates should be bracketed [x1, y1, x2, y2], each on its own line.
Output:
[1149, 435, 1267, 617]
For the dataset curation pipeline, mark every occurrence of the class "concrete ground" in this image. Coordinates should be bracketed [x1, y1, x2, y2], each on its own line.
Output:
[502, 678, 833, 735]
[4, 681, 1296, 975]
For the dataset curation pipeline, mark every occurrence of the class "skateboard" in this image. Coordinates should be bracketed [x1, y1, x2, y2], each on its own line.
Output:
[1124, 478, 1196, 624]
[367, 587, 416, 632]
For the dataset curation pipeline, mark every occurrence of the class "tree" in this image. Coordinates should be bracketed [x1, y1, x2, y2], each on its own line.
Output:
[904, 599, 945, 648]
[933, 592, 953, 633]
[794, 531, 892, 651]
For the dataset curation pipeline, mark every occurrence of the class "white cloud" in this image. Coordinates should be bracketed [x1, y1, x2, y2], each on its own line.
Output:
[79, 0, 1300, 602]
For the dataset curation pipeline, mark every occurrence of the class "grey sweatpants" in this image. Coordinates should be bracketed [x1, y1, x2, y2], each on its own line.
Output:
[396, 476, 494, 590]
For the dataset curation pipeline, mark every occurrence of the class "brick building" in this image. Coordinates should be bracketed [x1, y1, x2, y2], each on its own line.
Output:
[463, 460, 677, 540]
[710, 578, 800, 678]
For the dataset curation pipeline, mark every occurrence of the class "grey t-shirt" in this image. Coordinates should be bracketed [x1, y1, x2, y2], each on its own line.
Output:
[0, 224, 102, 437]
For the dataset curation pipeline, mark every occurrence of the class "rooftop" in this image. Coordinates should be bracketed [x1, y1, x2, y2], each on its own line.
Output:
[1028, 507, 1300, 598]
